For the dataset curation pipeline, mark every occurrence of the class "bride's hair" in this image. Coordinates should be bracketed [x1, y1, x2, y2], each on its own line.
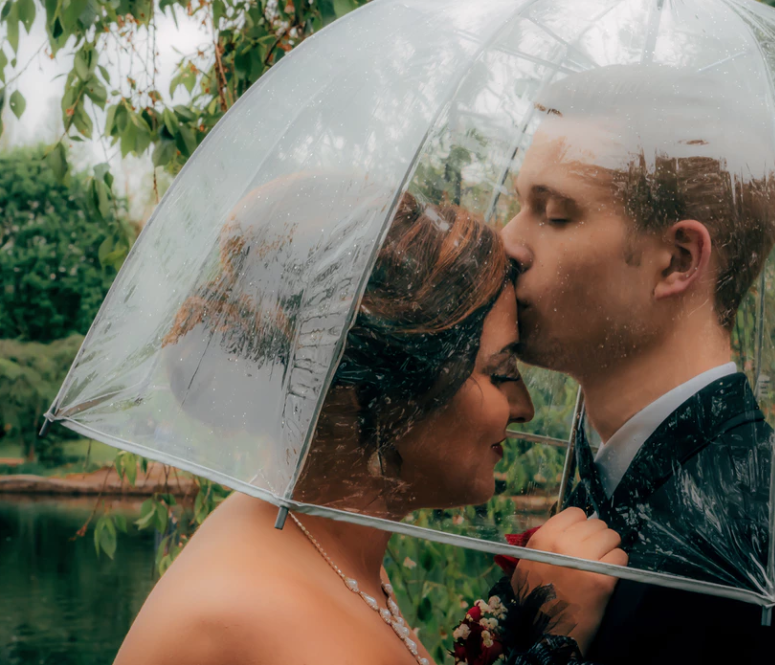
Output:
[316, 192, 511, 468]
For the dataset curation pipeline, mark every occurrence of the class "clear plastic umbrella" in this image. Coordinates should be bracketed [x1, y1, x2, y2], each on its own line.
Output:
[44, 0, 775, 611]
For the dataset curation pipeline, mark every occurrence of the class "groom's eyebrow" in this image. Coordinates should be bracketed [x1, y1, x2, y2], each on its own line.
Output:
[514, 181, 580, 209]
[532, 185, 579, 208]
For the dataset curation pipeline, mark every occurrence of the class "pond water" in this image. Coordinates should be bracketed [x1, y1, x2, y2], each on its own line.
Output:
[0, 497, 157, 665]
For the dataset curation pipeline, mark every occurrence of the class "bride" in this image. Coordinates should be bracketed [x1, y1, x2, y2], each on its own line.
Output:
[114, 192, 626, 665]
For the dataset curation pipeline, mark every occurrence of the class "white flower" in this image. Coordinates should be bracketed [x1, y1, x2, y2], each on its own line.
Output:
[452, 624, 471, 641]
[402, 556, 417, 569]
[480, 618, 499, 630]
[488, 596, 507, 618]
[474, 599, 491, 613]
[482, 630, 494, 648]
[289, 26, 299, 38]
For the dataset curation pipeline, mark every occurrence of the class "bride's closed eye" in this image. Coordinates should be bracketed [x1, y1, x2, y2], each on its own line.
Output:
[486, 346, 522, 386]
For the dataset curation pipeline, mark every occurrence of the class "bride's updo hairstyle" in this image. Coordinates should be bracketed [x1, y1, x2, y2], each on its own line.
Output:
[320, 193, 511, 468]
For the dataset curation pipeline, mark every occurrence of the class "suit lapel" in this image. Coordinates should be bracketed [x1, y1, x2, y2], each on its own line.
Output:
[605, 373, 763, 541]
[573, 420, 609, 516]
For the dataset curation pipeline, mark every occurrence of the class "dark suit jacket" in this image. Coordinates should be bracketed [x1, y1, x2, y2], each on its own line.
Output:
[568, 373, 774, 665]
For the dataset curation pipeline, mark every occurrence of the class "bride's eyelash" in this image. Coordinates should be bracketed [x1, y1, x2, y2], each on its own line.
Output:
[491, 373, 522, 385]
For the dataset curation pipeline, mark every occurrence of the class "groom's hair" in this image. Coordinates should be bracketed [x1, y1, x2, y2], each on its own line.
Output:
[534, 64, 775, 330]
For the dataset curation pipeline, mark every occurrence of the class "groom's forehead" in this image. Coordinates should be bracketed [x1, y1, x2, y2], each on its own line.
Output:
[517, 119, 623, 205]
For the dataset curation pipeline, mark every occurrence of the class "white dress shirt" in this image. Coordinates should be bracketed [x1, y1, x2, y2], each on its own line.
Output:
[593, 362, 738, 498]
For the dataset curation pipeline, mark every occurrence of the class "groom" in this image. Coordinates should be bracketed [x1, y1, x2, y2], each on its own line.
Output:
[502, 64, 775, 664]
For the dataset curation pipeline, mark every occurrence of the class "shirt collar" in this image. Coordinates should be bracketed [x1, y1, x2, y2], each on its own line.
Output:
[592, 362, 738, 497]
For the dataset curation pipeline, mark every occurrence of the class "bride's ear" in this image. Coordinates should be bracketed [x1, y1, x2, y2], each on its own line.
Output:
[653, 220, 712, 300]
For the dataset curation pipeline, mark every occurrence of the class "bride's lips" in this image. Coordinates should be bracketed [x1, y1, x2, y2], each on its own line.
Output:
[491, 442, 504, 459]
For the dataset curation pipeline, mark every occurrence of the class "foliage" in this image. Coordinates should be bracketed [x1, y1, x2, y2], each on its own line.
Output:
[0, 146, 132, 341]
[0, 0, 370, 264]
[0, 335, 83, 461]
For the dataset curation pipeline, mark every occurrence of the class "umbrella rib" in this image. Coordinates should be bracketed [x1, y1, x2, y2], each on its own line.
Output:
[697, 49, 750, 73]
[523, 15, 602, 70]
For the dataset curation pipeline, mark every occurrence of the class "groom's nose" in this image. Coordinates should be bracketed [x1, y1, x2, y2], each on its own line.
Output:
[501, 221, 534, 272]
[504, 239, 534, 274]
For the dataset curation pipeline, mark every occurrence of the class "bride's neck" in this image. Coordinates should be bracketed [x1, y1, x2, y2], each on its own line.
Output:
[292, 512, 393, 587]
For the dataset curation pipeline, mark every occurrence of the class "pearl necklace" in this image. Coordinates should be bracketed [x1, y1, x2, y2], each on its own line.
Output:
[290, 513, 430, 665]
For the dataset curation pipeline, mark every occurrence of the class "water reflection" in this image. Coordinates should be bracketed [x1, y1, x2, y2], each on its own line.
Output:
[0, 497, 156, 665]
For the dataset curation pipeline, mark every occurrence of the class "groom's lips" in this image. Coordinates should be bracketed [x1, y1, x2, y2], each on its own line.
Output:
[491, 442, 504, 459]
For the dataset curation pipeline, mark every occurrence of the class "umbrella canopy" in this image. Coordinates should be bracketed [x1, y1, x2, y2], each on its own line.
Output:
[46, 0, 775, 608]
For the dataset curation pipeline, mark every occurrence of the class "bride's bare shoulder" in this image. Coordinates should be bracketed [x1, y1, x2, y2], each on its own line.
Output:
[113, 494, 329, 665]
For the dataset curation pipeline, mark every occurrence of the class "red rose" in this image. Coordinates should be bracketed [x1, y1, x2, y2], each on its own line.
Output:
[494, 526, 543, 575]
[466, 605, 482, 622]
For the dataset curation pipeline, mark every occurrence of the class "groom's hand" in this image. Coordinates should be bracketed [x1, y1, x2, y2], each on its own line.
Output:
[512, 507, 628, 656]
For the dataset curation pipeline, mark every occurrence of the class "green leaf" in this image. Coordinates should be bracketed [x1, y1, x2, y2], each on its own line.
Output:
[134, 123, 151, 154]
[99, 519, 117, 559]
[6, 6, 19, 53]
[417, 597, 432, 622]
[194, 489, 206, 524]
[173, 104, 196, 122]
[154, 501, 168, 534]
[212, 0, 224, 24]
[51, 16, 63, 39]
[176, 124, 197, 158]
[120, 119, 137, 157]
[103, 103, 118, 137]
[155, 535, 170, 567]
[97, 64, 110, 84]
[162, 107, 178, 135]
[158, 554, 173, 576]
[333, 0, 356, 18]
[152, 139, 176, 167]
[420, 547, 434, 571]
[124, 452, 137, 486]
[72, 103, 93, 138]
[114, 514, 128, 533]
[135, 498, 156, 530]
[0, 50, 7, 83]
[94, 161, 110, 181]
[97, 235, 114, 264]
[77, 0, 98, 26]
[9, 89, 24, 118]
[94, 514, 117, 559]
[73, 49, 91, 81]
[85, 78, 107, 108]
[61, 0, 87, 29]
[45, 142, 68, 183]
[0, 1, 12, 20]
[16, 0, 34, 32]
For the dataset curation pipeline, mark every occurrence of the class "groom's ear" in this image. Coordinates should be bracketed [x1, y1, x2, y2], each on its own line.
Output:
[653, 220, 712, 301]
